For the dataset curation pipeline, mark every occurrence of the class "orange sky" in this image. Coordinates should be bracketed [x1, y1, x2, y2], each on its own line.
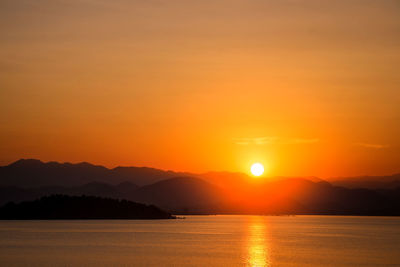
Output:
[0, 0, 399, 177]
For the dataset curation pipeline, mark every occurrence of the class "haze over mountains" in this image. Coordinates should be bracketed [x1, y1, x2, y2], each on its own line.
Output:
[1, 159, 400, 215]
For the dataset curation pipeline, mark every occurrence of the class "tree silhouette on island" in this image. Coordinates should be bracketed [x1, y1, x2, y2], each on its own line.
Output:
[0, 195, 175, 220]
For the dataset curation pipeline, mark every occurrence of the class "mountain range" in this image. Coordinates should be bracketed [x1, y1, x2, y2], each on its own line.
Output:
[1, 159, 399, 215]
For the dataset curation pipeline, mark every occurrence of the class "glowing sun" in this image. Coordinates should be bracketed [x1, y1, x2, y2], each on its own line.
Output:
[250, 163, 264, 176]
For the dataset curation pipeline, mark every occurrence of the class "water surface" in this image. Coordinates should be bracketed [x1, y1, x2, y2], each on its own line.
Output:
[0, 215, 399, 266]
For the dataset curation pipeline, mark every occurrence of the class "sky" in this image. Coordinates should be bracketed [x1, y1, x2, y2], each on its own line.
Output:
[0, 0, 399, 177]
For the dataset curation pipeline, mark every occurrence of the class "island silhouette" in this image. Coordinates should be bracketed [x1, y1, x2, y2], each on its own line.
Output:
[0, 195, 174, 220]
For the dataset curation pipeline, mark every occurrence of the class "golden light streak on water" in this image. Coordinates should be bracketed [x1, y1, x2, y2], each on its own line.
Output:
[246, 216, 270, 267]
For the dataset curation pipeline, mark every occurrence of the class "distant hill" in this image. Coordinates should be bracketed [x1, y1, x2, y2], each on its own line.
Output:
[329, 174, 400, 189]
[0, 195, 174, 220]
[243, 178, 400, 215]
[111, 166, 192, 187]
[0, 159, 111, 187]
[0, 159, 189, 187]
[131, 177, 227, 213]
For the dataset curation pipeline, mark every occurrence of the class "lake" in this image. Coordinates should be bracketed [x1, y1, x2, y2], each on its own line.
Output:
[0, 215, 399, 266]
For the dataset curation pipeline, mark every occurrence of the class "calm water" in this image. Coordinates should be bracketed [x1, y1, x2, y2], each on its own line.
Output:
[0, 215, 399, 266]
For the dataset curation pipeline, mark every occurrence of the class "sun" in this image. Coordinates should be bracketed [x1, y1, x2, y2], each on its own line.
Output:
[250, 163, 264, 176]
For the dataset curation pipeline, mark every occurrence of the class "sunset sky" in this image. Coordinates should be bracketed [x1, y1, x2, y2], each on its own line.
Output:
[0, 0, 399, 178]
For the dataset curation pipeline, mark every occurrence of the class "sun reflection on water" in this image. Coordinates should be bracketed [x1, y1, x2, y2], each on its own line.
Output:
[246, 216, 270, 267]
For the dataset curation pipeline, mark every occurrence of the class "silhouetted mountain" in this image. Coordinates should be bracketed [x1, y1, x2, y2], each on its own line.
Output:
[115, 182, 140, 199]
[0, 159, 111, 187]
[0, 159, 189, 187]
[131, 177, 227, 213]
[254, 178, 399, 215]
[330, 174, 400, 189]
[110, 167, 191, 186]
[0, 195, 174, 220]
